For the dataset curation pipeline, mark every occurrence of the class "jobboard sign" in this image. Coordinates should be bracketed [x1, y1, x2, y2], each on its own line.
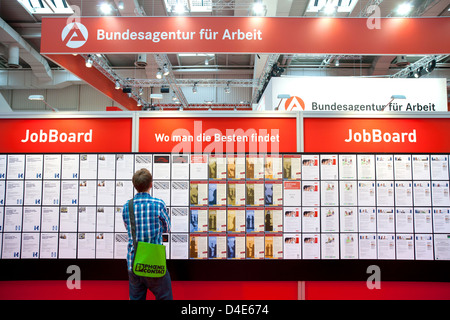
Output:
[261, 77, 448, 113]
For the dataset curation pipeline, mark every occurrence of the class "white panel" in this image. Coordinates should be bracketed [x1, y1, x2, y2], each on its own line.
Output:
[79, 85, 113, 111]
[46, 85, 79, 111]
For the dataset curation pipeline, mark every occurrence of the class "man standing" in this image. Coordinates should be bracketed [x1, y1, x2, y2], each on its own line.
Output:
[122, 168, 173, 300]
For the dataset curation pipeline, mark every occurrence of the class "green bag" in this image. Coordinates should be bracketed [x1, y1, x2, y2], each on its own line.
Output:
[128, 199, 167, 278]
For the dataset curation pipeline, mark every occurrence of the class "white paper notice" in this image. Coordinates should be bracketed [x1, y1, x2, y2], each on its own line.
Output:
[24, 180, 42, 206]
[171, 181, 189, 206]
[41, 207, 59, 232]
[2, 233, 21, 258]
[302, 207, 320, 232]
[376, 155, 394, 180]
[339, 154, 356, 180]
[431, 155, 449, 180]
[321, 233, 339, 259]
[209, 234, 227, 259]
[395, 182, 413, 207]
[115, 207, 127, 233]
[21, 233, 40, 259]
[190, 181, 208, 206]
[190, 208, 208, 232]
[246, 181, 264, 206]
[302, 181, 319, 207]
[6, 180, 24, 206]
[190, 155, 207, 180]
[283, 234, 301, 259]
[377, 208, 395, 233]
[209, 181, 227, 206]
[358, 207, 376, 232]
[96, 233, 114, 259]
[171, 155, 189, 180]
[302, 234, 320, 259]
[357, 154, 375, 180]
[340, 207, 357, 232]
[339, 181, 357, 206]
[58, 233, 77, 259]
[59, 206, 77, 232]
[4, 207, 22, 232]
[396, 234, 414, 260]
[116, 180, 133, 206]
[0, 155, 6, 180]
[377, 234, 395, 260]
[264, 181, 283, 206]
[61, 154, 79, 180]
[283, 181, 301, 206]
[434, 234, 450, 260]
[320, 155, 338, 180]
[189, 234, 208, 259]
[413, 182, 431, 207]
[396, 208, 414, 233]
[171, 234, 189, 259]
[246, 156, 264, 180]
[97, 154, 116, 180]
[25, 154, 43, 180]
[264, 234, 283, 259]
[61, 180, 79, 206]
[79, 154, 97, 179]
[77, 232, 96, 258]
[394, 155, 412, 180]
[284, 207, 301, 233]
[171, 207, 189, 232]
[412, 155, 430, 180]
[96, 207, 114, 232]
[135, 154, 152, 174]
[97, 180, 115, 206]
[433, 208, 450, 233]
[415, 235, 433, 260]
[227, 234, 246, 259]
[22, 207, 41, 232]
[40, 233, 58, 258]
[208, 208, 227, 232]
[359, 234, 377, 259]
[358, 182, 375, 206]
[321, 207, 339, 232]
[77, 206, 95, 232]
[43, 154, 61, 180]
[115, 154, 134, 180]
[376, 181, 394, 206]
[302, 155, 319, 180]
[341, 233, 358, 259]
[321, 181, 338, 206]
[432, 182, 450, 206]
[246, 208, 265, 233]
[42, 180, 60, 206]
[79, 180, 97, 205]
[246, 234, 264, 259]
[114, 233, 128, 259]
[7, 154, 25, 180]
[414, 208, 433, 233]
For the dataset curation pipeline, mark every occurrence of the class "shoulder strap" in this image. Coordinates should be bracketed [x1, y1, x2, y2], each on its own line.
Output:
[128, 199, 137, 249]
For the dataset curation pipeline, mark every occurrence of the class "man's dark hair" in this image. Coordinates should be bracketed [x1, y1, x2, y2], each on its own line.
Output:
[132, 168, 153, 193]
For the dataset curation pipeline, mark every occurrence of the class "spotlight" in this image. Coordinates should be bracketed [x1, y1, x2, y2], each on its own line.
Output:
[115, 80, 121, 90]
[85, 55, 93, 68]
[252, 1, 265, 16]
[163, 64, 170, 76]
[324, 4, 336, 15]
[225, 82, 231, 94]
[118, 1, 124, 10]
[335, 59, 340, 67]
[100, 2, 113, 15]
[425, 60, 436, 73]
[192, 83, 198, 94]
[137, 99, 142, 107]
[139, 87, 143, 96]
[156, 69, 163, 79]
[396, 2, 413, 15]
[204, 58, 209, 65]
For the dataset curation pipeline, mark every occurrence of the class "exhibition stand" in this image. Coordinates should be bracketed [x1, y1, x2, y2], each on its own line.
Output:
[0, 111, 449, 299]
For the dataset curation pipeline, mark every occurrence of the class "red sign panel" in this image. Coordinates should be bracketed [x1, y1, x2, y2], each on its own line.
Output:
[0, 118, 132, 153]
[304, 118, 450, 153]
[139, 117, 297, 153]
[41, 17, 450, 55]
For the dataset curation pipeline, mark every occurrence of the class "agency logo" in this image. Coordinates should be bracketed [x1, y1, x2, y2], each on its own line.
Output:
[61, 22, 88, 49]
[283, 96, 305, 111]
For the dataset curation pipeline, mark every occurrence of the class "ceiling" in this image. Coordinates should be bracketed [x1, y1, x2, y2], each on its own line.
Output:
[0, 0, 449, 109]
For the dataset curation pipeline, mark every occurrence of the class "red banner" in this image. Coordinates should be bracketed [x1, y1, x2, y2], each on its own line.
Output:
[139, 117, 297, 153]
[0, 118, 132, 153]
[41, 17, 450, 55]
[304, 118, 450, 153]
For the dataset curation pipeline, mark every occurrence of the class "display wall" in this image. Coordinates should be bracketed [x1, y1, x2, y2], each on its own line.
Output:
[1, 112, 450, 282]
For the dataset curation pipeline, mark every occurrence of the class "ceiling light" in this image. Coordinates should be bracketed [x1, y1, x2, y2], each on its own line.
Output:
[115, 80, 121, 90]
[252, 1, 265, 16]
[204, 59, 209, 65]
[163, 64, 170, 76]
[225, 82, 231, 94]
[100, 2, 113, 15]
[425, 60, 436, 73]
[85, 55, 93, 68]
[139, 87, 144, 96]
[174, 2, 187, 14]
[118, 1, 124, 10]
[192, 83, 198, 94]
[396, 3, 413, 15]
[323, 3, 336, 15]
[156, 69, 163, 79]
[137, 99, 142, 107]
[335, 59, 340, 67]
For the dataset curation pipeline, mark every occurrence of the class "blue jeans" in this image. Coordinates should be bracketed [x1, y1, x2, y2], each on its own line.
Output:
[128, 270, 173, 300]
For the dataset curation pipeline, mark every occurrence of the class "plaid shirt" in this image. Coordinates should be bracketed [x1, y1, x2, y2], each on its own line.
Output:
[122, 192, 170, 271]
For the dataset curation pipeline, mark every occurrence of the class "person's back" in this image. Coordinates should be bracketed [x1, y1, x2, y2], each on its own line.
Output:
[122, 168, 173, 300]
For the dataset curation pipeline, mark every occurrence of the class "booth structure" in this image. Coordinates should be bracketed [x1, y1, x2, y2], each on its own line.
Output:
[0, 111, 450, 299]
